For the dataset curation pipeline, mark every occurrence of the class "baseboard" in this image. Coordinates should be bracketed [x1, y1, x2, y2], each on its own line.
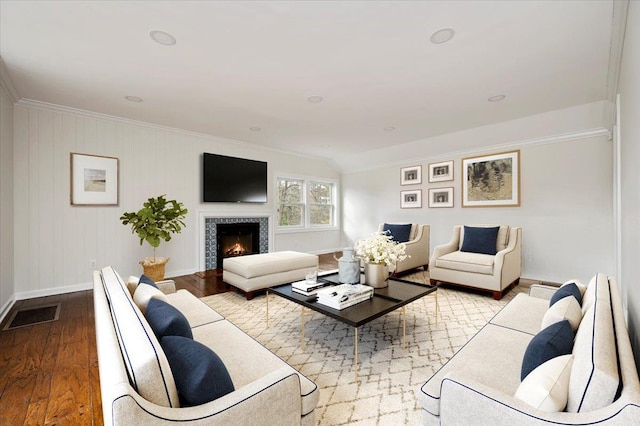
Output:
[14, 282, 94, 301]
[0, 295, 16, 325]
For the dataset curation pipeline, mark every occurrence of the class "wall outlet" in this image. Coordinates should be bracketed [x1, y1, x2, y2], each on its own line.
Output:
[89, 259, 97, 269]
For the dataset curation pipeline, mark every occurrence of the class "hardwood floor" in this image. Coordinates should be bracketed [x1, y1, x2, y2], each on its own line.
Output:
[0, 254, 338, 425]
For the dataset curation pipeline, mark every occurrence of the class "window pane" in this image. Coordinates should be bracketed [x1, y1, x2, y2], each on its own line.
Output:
[278, 204, 304, 226]
[277, 178, 303, 203]
[308, 182, 332, 204]
[310, 205, 332, 225]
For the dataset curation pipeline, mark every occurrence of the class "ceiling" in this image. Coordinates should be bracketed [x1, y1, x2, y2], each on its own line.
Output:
[0, 1, 620, 161]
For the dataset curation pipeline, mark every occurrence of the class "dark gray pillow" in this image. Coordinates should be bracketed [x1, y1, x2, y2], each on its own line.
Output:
[460, 226, 500, 255]
[550, 283, 583, 307]
[139, 274, 158, 288]
[382, 223, 412, 243]
[161, 336, 235, 406]
[521, 320, 574, 381]
[145, 298, 193, 340]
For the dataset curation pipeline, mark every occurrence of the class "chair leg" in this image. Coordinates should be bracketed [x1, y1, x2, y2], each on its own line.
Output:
[430, 279, 438, 285]
[492, 290, 503, 300]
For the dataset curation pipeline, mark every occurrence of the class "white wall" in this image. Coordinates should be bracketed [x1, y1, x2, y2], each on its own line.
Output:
[342, 104, 613, 284]
[0, 84, 14, 318]
[618, 0, 640, 370]
[12, 101, 341, 298]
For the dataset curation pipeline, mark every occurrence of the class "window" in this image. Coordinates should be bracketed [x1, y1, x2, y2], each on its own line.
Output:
[277, 176, 337, 229]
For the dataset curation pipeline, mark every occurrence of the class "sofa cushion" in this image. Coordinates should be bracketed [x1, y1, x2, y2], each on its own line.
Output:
[166, 290, 224, 328]
[521, 320, 574, 380]
[145, 298, 193, 340]
[514, 354, 574, 412]
[382, 223, 412, 243]
[435, 251, 494, 275]
[581, 273, 609, 314]
[490, 293, 549, 335]
[139, 274, 158, 288]
[133, 281, 169, 314]
[550, 283, 582, 307]
[161, 335, 235, 407]
[460, 226, 500, 255]
[541, 295, 583, 332]
[562, 279, 586, 298]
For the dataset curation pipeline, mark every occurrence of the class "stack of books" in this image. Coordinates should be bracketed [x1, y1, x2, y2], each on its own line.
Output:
[316, 284, 374, 310]
[291, 279, 333, 296]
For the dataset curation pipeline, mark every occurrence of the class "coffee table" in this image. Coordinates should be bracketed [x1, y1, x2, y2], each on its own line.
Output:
[267, 272, 437, 379]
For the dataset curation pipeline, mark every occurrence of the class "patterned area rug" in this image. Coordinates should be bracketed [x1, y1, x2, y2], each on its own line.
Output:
[201, 272, 527, 425]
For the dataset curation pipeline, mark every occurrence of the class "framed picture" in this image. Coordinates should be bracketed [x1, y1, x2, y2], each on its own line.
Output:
[428, 187, 454, 208]
[428, 160, 454, 182]
[462, 150, 520, 207]
[70, 153, 119, 205]
[400, 165, 422, 185]
[400, 189, 422, 208]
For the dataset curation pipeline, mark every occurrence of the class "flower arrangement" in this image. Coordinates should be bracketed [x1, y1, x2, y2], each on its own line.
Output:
[354, 231, 409, 270]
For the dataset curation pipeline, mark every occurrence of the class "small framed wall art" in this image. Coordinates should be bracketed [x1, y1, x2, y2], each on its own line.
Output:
[400, 165, 422, 185]
[70, 153, 119, 206]
[428, 160, 454, 183]
[462, 150, 520, 207]
[400, 189, 422, 208]
[428, 187, 454, 208]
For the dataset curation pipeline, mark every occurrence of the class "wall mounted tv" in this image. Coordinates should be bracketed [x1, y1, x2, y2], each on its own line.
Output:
[202, 153, 268, 203]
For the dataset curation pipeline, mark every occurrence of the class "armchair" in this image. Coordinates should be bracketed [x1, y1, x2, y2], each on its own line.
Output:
[429, 225, 521, 300]
[378, 223, 430, 274]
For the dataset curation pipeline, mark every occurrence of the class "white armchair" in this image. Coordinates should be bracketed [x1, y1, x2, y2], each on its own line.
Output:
[378, 223, 430, 274]
[429, 225, 521, 300]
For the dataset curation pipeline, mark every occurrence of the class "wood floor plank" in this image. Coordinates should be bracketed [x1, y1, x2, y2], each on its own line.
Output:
[24, 398, 48, 426]
[44, 365, 91, 424]
[0, 372, 37, 425]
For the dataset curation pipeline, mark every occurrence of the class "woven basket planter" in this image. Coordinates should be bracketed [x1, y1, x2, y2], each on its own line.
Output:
[140, 257, 169, 282]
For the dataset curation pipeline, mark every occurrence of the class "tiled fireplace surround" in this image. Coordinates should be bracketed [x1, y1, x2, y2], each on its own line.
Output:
[204, 216, 270, 270]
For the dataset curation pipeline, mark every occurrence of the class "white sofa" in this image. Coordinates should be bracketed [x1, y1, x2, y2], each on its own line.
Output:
[418, 273, 640, 425]
[94, 266, 319, 425]
[377, 223, 430, 274]
[429, 225, 521, 300]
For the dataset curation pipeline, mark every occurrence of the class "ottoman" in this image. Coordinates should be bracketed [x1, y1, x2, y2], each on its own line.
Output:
[223, 251, 319, 299]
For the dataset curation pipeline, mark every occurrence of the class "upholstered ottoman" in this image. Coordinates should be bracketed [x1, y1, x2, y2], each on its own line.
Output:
[223, 251, 319, 299]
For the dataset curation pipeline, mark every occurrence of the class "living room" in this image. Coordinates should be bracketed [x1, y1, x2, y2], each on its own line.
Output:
[1, 1, 639, 425]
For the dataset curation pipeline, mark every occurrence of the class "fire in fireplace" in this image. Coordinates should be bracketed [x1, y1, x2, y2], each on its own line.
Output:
[216, 223, 260, 268]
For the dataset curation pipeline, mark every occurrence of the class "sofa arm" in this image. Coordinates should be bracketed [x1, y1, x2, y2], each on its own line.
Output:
[110, 367, 305, 425]
[430, 226, 461, 264]
[529, 284, 558, 300]
[156, 279, 176, 294]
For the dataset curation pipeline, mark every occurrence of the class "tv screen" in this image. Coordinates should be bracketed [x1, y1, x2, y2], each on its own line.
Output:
[203, 153, 268, 203]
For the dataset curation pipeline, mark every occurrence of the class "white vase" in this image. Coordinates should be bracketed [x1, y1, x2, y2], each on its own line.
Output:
[364, 262, 389, 288]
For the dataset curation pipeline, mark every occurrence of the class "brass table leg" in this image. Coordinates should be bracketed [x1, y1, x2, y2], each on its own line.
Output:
[301, 306, 306, 350]
[266, 291, 269, 328]
[435, 290, 439, 326]
[402, 306, 406, 349]
[354, 327, 358, 382]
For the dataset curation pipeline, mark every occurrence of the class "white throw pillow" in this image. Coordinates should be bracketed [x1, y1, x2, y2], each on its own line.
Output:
[126, 275, 140, 295]
[561, 279, 586, 298]
[133, 283, 168, 313]
[541, 295, 583, 332]
[515, 354, 574, 412]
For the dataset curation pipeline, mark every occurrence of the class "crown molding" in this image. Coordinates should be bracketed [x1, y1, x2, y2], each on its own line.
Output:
[14, 98, 336, 165]
[341, 127, 610, 174]
[0, 56, 20, 102]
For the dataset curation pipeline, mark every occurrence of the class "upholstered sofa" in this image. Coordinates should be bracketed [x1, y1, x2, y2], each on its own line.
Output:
[418, 273, 640, 425]
[377, 223, 430, 274]
[93, 266, 319, 425]
[429, 225, 521, 300]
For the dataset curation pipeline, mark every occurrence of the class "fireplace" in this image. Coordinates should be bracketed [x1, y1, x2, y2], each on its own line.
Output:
[216, 222, 260, 268]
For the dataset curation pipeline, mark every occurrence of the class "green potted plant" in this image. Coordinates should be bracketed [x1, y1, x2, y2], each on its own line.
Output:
[120, 195, 188, 281]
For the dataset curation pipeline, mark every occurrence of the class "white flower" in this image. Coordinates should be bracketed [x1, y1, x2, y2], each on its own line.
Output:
[354, 231, 409, 269]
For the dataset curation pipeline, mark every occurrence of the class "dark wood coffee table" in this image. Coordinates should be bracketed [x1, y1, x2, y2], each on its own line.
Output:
[267, 272, 437, 379]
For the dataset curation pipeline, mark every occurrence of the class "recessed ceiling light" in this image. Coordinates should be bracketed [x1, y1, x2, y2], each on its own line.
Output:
[488, 94, 506, 102]
[125, 96, 143, 103]
[384, 126, 396, 132]
[430, 28, 455, 44]
[149, 30, 176, 46]
[308, 96, 324, 103]
[249, 126, 262, 132]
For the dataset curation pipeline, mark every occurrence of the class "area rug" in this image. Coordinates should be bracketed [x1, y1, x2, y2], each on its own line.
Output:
[201, 273, 527, 425]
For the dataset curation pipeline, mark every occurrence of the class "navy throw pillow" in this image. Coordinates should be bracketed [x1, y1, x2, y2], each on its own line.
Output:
[382, 223, 412, 243]
[145, 298, 193, 340]
[550, 283, 582, 307]
[521, 320, 574, 381]
[161, 336, 235, 406]
[460, 226, 500, 255]
[139, 274, 158, 288]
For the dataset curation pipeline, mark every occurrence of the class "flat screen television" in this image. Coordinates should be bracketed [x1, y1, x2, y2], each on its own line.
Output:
[202, 153, 268, 203]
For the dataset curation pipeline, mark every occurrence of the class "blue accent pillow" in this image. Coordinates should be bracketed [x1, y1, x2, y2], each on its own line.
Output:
[139, 274, 158, 288]
[460, 226, 500, 255]
[161, 336, 235, 406]
[521, 320, 574, 381]
[145, 298, 193, 340]
[550, 283, 582, 307]
[382, 223, 412, 243]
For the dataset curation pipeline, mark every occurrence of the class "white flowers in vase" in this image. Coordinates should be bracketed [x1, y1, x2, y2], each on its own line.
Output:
[354, 231, 409, 272]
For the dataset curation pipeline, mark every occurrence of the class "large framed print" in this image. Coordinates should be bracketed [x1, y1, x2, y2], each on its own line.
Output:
[462, 150, 519, 207]
[400, 189, 422, 208]
[400, 165, 422, 185]
[428, 187, 454, 208]
[70, 153, 119, 205]
[428, 160, 454, 182]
